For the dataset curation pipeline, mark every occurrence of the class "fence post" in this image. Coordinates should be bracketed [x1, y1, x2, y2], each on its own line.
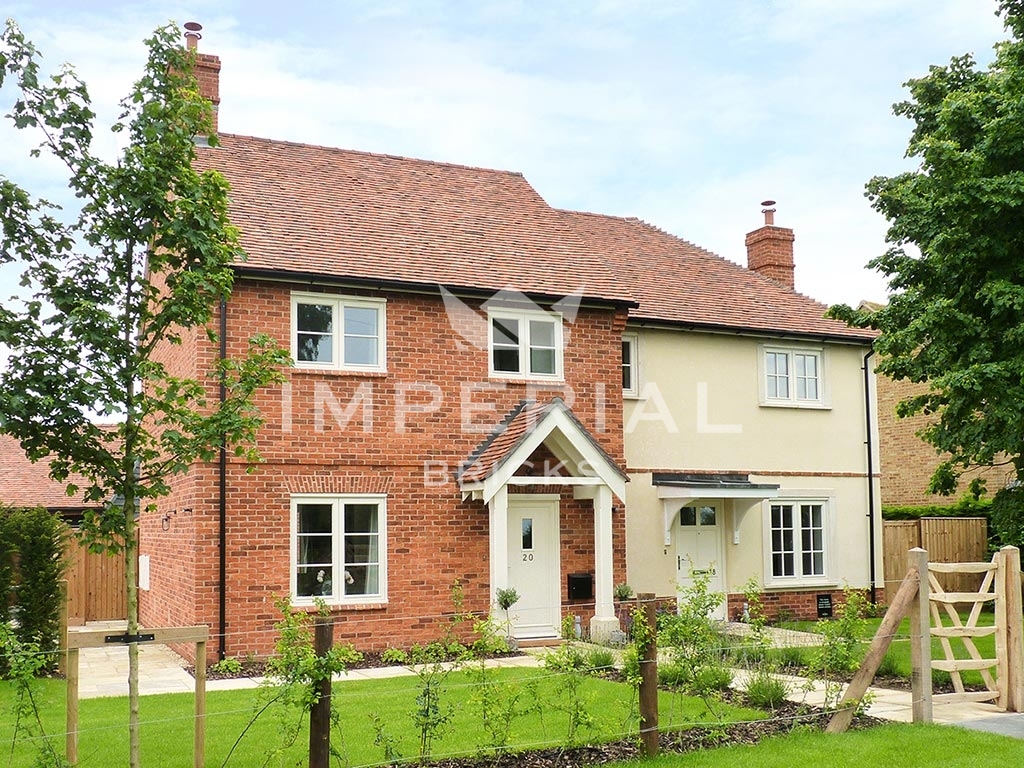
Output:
[194, 640, 207, 768]
[58, 579, 68, 677]
[637, 592, 658, 757]
[909, 547, 932, 723]
[66, 646, 79, 764]
[309, 616, 333, 768]
[997, 546, 1023, 712]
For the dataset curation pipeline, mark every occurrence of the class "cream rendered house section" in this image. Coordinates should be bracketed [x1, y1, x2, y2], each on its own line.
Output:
[622, 327, 881, 612]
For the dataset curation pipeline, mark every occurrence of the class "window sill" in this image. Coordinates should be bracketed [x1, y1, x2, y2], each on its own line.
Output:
[759, 399, 831, 411]
[489, 374, 566, 385]
[293, 598, 388, 611]
[292, 367, 388, 377]
[763, 579, 837, 590]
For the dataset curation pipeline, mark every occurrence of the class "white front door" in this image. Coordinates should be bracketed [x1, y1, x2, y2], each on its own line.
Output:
[507, 496, 561, 639]
[674, 503, 726, 620]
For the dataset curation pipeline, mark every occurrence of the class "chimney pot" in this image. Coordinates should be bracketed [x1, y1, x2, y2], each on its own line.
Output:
[760, 199, 777, 226]
[184, 21, 203, 51]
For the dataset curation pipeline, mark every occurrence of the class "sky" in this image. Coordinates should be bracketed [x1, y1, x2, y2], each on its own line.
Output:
[0, 0, 1011, 310]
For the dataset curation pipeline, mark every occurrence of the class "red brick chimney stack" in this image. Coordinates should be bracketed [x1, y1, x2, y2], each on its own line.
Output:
[745, 200, 795, 290]
[183, 22, 221, 134]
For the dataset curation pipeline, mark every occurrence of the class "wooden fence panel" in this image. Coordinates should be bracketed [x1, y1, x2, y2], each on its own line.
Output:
[920, 517, 988, 594]
[64, 537, 127, 624]
[883, 518, 989, 596]
[883, 521, 920, 592]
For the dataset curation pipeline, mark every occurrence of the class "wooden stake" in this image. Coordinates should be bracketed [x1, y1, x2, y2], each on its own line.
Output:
[999, 546, 1023, 712]
[194, 640, 206, 768]
[309, 616, 334, 768]
[909, 547, 932, 723]
[826, 565, 919, 733]
[637, 592, 658, 757]
[66, 647, 79, 764]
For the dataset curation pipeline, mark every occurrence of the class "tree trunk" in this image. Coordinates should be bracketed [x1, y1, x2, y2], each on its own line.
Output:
[125, 487, 141, 768]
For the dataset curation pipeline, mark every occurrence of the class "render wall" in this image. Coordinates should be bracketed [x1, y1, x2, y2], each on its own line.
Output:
[622, 328, 882, 618]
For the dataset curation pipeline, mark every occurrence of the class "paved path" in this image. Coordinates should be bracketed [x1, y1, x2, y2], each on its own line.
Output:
[69, 622, 1024, 739]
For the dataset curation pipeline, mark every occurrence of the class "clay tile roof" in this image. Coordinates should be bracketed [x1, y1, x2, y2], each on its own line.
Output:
[0, 434, 94, 511]
[459, 400, 550, 484]
[459, 397, 625, 484]
[195, 134, 635, 305]
[562, 211, 876, 342]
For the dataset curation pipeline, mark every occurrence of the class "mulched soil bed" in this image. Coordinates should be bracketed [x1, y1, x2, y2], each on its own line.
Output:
[427, 700, 882, 768]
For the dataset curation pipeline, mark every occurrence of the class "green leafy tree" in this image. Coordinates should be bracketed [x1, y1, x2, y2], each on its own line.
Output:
[0, 20, 288, 767]
[829, 1, 1024, 495]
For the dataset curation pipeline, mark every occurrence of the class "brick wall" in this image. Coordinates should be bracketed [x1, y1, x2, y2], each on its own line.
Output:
[142, 279, 627, 661]
[725, 587, 884, 623]
[876, 374, 1005, 506]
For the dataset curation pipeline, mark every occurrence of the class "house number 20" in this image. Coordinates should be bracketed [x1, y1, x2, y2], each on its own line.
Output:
[523, 553, 534, 562]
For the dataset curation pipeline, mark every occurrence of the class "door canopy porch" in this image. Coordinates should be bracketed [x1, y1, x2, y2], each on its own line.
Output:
[458, 398, 627, 643]
[654, 473, 779, 546]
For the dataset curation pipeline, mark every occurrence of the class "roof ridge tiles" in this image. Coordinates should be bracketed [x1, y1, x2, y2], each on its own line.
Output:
[215, 132, 527, 178]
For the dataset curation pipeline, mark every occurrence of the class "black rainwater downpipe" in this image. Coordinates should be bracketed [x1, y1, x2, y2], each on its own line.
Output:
[218, 298, 228, 661]
[863, 348, 878, 605]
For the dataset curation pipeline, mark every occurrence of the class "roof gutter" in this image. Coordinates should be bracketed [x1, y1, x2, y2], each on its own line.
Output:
[231, 265, 639, 310]
[628, 317, 877, 346]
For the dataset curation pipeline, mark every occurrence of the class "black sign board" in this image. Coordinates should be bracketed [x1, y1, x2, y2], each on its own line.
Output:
[816, 593, 833, 619]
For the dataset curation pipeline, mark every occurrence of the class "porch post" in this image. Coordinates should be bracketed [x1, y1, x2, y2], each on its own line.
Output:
[590, 484, 618, 642]
[489, 485, 509, 605]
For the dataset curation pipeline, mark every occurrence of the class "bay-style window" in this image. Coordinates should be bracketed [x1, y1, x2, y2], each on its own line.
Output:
[292, 293, 386, 372]
[488, 309, 563, 379]
[292, 494, 386, 604]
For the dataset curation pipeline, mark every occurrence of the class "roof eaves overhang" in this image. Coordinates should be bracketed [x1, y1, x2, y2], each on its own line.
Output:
[626, 316, 877, 346]
[233, 266, 639, 310]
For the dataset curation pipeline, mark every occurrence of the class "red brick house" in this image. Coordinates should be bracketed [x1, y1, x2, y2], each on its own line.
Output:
[139, 43, 634, 661]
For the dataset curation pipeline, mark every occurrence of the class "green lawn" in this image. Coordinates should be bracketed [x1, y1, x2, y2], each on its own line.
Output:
[605, 723, 1024, 768]
[2, 666, 765, 768]
[778, 611, 999, 687]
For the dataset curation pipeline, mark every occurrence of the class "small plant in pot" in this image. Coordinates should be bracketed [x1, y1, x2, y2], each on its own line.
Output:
[495, 586, 520, 650]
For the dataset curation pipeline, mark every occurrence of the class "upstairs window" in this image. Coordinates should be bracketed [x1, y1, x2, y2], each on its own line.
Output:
[488, 309, 563, 379]
[622, 333, 639, 397]
[761, 346, 825, 407]
[292, 293, 386, 372]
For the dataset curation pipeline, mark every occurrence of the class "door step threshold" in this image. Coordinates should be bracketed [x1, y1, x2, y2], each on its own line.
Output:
[515, 637, 563, 649]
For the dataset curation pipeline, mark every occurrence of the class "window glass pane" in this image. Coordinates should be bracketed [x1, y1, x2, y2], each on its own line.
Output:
[492, 317, 519, 346]
[529, 319, 555, 348]
[530, 348, 556, 374]
[345, 504, 378, 533]
[772, 553, 785, 577]
[298, 504, 333, 533]
[699, 506, 716, 526]
[344, 306, 377, 337]
[783, 553, 794, 575]
[811, 552, 824, 575]
[493, 348, 520, 372]
[296, 566, 333, 597]
[297, 303, 333, 333]
[522, 518, 533, 550]
[297, 333, 333, 363]
[345, 564, 378, 595]
[622, 340, 633, 390]
[345, 534, 378, 563]
[344, 336, 377, 366]
[680, 506, 697, 526]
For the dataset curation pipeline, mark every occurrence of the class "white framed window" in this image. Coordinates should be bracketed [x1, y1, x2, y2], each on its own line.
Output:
[764, 500, 830, 584]
[292, 293, 386, 372]
[622, 333, 639, 397]
[488, 309, 563, 379]
[759, 345, 826, 407]
[291, 494, 387, 605]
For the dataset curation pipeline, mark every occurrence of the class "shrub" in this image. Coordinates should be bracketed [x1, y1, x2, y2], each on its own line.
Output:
[585, 647, 616, 675]
[693, 665, 733, 692]
[990, 485, 1024, 549]
[0, 505, 68, 674]
[210, 657, 243, 675]
[745, 669, 789, 709]
[381, 647, 409, 665]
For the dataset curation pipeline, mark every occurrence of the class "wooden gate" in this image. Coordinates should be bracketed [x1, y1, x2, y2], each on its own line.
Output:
[65, 535, 127, 624]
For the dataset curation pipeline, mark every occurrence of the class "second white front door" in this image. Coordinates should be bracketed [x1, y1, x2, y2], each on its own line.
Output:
[507, 495, 561, 639]
[675, 503, 726, 620]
